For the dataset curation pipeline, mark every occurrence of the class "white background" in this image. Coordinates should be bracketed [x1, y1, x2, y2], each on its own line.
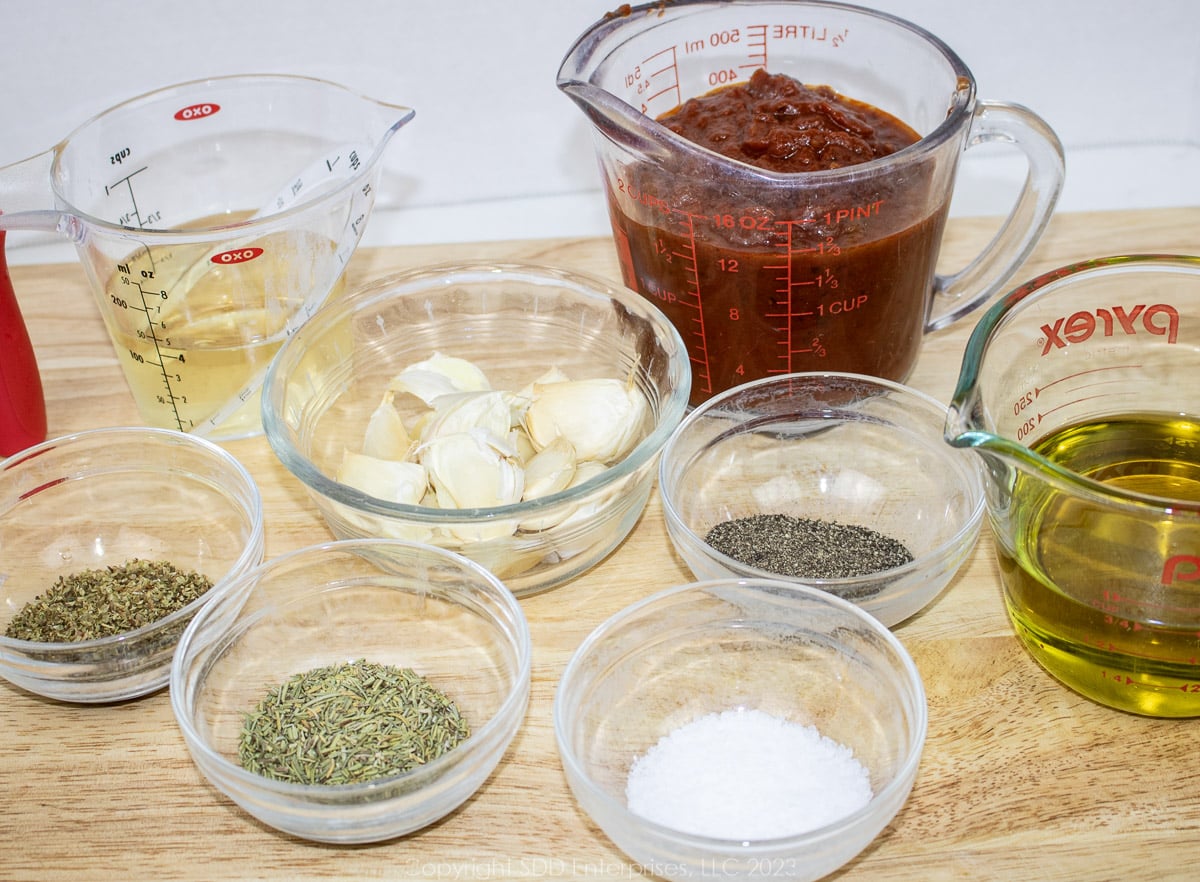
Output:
[2, 0, 1197, 264]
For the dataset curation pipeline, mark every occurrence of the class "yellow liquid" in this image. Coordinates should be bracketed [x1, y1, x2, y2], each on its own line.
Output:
[102, 226, 342, 439]
[1000, 414, 1200, 716]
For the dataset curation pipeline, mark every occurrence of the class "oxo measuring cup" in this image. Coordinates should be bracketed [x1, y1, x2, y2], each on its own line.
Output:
[946, 255, 1200, 717]
[558, 0, 1064, 407]
[0, 75, 414, 441]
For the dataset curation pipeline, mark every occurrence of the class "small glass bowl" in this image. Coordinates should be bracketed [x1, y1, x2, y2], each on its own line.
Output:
[261, 261, 691, 597]
[170, 538, 532, 844]
[659, 373, 985, 626]
[554, 578, 927, 882]
[0, 427, 264, 703]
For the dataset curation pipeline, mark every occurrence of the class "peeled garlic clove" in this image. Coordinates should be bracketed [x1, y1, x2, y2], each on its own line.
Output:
[445, 517, 523, 546]
[524, 378, 648, 462]
[422, 430, 525, 510]
[361, 391, 412, 461]
[552, 463, 622, 552]
[523, 437, 577, 501]
[519, 458, 607, 533]
[334, 504, 435, 544]
[568, 460, 610, 488]
[336, 451, 428, 505]
[511, 426, 537, 463]
[388, 352, 491, 405]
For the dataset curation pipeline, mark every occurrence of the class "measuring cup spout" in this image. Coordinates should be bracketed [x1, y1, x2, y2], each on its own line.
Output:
[556, 9, 686, 164]
[366, 102, 416, 164]
[944, 351, 1056, 495]
[557, 79, 682, 165]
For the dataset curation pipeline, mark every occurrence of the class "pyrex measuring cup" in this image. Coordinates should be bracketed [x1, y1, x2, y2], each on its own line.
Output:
[0, 75, 414, 441]
[558, 0, 1064, 406]
[946, 255, 1200, 717]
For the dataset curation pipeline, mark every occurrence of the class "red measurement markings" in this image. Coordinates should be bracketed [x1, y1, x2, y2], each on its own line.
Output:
[1098, 669, 1200, 694]
[741, 23, 768, 75]
[640, 46, 681, 112]
[669, 212, 713, 396]
[764, 220, 836, 373]
[1012, 364, 1143, 438]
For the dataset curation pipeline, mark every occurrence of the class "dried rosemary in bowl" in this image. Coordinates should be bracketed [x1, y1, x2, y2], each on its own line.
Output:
[238, 659, 471, 786]
[4, 559, 213, 643]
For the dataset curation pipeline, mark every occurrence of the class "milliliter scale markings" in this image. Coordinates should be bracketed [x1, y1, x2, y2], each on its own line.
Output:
[120, 259, 186, 431]
[636, 46, 682, 113]
[740, 24, 769, 77]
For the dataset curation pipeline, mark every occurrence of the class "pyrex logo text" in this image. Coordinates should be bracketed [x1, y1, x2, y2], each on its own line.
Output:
[1163, 554, 1200, 586]
[1040, 303, 1179, 355]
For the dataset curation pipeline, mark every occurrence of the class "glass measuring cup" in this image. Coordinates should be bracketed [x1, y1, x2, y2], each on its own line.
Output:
[0, 74, 414, 440]
[558, 0, 1064, 407]
[946, 255, 1200, 717]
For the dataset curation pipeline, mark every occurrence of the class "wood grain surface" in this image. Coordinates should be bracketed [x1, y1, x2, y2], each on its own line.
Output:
[3, 207, 1199, 882]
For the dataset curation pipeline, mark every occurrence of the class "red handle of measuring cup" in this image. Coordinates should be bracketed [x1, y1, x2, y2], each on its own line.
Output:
[0, 230, 48, 456]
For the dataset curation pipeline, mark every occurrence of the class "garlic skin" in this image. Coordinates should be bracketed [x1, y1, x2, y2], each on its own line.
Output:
[388, 352, 491, 405]
[421, 431, 525, 543]
[421, 430, 524, 510]
[420, 390, 517, 445]
[524, 378, 648, 462]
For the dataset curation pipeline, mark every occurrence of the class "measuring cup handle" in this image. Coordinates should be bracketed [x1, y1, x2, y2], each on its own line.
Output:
[927, 99, 1065, 332]
[0, 231, 48, 455]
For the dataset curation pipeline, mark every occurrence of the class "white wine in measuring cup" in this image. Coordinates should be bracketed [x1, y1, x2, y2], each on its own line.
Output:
[100, 223, 343, 439]
[0, 74, 414, 441]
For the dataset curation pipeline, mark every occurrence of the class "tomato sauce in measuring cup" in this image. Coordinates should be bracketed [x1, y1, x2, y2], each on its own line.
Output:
[558, 0, 1064, 408]
[609, 70, 939, 405]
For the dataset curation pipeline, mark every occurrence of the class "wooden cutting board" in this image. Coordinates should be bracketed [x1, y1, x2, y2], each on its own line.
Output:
[3, 207, 1199, 882]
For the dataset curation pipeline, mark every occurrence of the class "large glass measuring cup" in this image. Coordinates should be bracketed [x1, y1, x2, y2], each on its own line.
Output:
[0, 75, 414, 441]
[947, 255, 1200, 717]
[558, 0, 1064, 406]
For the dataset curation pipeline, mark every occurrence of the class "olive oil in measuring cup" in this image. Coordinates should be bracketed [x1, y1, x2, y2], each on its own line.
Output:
[100, 217, 342, 439]
[1000, 413, 1200, 717]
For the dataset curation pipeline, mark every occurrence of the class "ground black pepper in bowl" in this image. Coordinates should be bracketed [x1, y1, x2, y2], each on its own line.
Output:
[704, 514, 914, 580]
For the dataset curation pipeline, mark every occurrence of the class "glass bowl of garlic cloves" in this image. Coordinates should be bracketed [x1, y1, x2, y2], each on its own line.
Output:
[262, 262, 691, 596]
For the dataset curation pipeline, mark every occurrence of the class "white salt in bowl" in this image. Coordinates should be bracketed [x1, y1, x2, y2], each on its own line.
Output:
[554, 579, 927, 882]
[659, 372, 985, 626]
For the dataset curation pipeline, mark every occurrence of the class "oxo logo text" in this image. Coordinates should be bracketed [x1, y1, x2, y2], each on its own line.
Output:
[1040, 303, 1179, 355]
